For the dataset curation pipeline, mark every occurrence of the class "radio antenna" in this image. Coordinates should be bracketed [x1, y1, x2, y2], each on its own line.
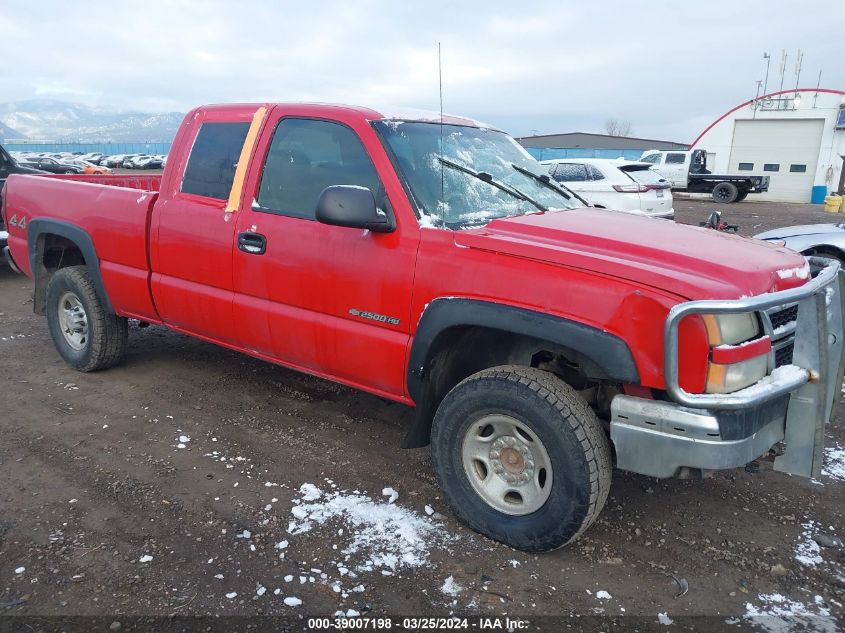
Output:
[438, 41, 445, 214]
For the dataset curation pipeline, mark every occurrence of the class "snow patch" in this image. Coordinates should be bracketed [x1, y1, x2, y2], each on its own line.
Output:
[657, 612, 673, 626]
[776, 263, 810, 280]
[138, 555, 153, 563]
[284, 596, 302, 607]
[382, 487, 399, 504]
[286, 483, 453, 574]
[441, 576, 462, 596]
[743, 593, 835, 633]
[822, 443, 845, 481]
[795, 521, 823, 567]
[596, 590, 612, 600]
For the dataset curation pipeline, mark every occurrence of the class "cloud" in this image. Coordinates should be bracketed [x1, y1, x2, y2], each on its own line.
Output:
[1, 0, 843, 142]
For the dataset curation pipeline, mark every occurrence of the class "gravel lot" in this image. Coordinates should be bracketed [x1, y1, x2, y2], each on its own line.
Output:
[1, 198, 843, 631]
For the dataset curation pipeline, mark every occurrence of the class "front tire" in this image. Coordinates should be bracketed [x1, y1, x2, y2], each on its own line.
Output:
[46, 266, 128, 372]
[430, 365, 612, 552]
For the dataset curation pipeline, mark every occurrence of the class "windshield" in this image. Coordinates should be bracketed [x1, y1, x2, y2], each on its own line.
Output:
[373, 121, 580, 228]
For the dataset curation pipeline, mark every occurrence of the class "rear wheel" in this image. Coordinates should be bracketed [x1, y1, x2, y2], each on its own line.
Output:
[430, 365, 612, 552]
[46, 266, 128, 372]
[712, 182, 739, 203]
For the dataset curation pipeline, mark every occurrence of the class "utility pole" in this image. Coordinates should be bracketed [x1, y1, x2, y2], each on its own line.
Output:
[762, 52, 771, 96]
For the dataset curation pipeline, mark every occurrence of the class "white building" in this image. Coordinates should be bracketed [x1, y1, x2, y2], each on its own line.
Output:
[691, 88, 845, 203]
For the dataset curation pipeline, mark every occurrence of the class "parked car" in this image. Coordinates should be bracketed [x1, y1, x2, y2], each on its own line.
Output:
[18, 157, 84, 175]
[541, 158, 674, 219]
[131, 155, 163, 169]
[103, 155, 128, 168]
[640, 149, 769, 203]
[754, 222, 845, 263]
[79, 152, 105, 165]
[121, 154, 145, 169]
[61, 159, 112, 175]
[3, 102, 843, 552]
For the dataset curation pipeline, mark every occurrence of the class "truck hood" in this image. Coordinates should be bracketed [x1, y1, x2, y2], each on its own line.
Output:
[454, 208, 810, 300]
[754, 223, 844, 240]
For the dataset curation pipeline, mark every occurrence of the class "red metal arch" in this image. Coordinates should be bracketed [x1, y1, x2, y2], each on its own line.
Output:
[690, 88, 845, 148]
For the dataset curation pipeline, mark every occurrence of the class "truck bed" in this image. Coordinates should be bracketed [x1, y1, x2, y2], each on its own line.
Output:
[46, 173, 163, 191]
[4, 173, 160, 321]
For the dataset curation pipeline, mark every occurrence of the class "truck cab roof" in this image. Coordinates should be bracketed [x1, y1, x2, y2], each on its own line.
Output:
[192, 102, 493, 129]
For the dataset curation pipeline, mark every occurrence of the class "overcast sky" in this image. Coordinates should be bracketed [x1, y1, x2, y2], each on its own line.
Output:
[1, 0, 842, 142]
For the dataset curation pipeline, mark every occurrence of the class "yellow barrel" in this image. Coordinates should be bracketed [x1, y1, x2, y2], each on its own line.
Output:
[841, 196, 845, 212]
[825, 195, 842, 213]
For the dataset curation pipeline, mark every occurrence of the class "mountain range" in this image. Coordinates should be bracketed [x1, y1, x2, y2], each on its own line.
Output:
[0, 99, 184, 143]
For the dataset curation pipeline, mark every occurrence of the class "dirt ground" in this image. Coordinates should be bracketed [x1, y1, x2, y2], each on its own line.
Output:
[1, 198, 843, 631]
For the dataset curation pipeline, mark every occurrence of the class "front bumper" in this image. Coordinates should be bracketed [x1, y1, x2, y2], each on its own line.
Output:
[611, 257, 845, 479]
[611, 395, 787, 478]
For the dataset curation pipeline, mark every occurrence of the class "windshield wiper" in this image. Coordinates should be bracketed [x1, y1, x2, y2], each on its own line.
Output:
[510, 163, 590, 207]
[437, 157, 547, 212]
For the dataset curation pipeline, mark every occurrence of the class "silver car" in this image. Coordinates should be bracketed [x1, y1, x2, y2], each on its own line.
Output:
[755, 223, 845, 263]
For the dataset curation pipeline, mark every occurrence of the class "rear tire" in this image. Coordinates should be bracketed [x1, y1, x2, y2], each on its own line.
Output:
[430, 365, 612, 552]
[712, 182, 739, 203]
[46, 266, 128, 372]
[734, 190, 749, 202]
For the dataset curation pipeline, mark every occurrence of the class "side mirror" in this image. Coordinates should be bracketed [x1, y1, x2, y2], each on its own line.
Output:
[315, 185, 394, 233]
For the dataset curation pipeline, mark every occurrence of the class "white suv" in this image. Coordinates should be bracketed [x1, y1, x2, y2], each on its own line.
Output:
[541, 158, 674, 219]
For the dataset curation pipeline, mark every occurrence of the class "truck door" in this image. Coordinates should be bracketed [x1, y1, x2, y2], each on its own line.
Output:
[663, 152, 689, 188]
[231, 113, 418, 399]
[150, 114, 252, 343]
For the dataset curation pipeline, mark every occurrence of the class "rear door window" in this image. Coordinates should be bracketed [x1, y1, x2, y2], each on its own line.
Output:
[665, 153, 686, 164]
[181, 122, 251, 200]
[552, 163, 588, 182]
[586, 165, 605, 181]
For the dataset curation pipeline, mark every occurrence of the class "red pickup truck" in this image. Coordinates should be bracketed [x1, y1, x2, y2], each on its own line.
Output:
[3, 103, 844, 552]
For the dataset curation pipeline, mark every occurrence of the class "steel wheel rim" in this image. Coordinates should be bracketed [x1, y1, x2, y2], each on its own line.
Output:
[57, 291, 89, 351]
[461, 413, 553, 515]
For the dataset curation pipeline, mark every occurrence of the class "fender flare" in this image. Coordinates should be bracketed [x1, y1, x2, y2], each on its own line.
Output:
[408, 298, 639, 401]
[27, 218, 114, 314]
[402, 298, 639, 448]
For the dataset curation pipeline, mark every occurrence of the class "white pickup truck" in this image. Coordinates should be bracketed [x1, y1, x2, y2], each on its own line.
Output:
[641, 148, 770, 203]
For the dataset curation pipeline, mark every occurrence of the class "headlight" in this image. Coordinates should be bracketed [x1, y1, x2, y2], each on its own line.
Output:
[706, 355, 769, 394]
[701, 313, 760, 346]
[701, 312, 768, 393]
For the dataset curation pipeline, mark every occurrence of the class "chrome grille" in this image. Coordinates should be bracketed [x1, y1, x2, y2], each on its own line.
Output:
[770, 305, 798, 331]
[766, 304, 798, 367]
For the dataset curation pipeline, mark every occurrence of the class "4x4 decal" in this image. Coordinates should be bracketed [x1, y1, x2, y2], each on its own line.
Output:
[7, 214, 26, 229]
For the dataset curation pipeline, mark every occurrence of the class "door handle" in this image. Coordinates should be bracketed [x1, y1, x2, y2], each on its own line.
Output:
[238, 232, 267, 255]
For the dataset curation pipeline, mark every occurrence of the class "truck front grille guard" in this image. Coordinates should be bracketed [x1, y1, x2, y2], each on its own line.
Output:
[663, 257, 845, 478]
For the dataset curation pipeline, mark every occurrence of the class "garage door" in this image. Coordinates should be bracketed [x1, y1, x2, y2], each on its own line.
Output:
[728, 118, 824, 203]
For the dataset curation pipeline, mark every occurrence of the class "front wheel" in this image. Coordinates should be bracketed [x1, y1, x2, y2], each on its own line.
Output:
[46, 266, 128, 371]
[430, 365, 612, 552]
